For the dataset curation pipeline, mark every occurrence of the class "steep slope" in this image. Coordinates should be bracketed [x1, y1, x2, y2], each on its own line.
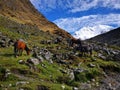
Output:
[0, 0, 72, 38]
[88, 27, 120, 46]
[0, 1, 120, 90]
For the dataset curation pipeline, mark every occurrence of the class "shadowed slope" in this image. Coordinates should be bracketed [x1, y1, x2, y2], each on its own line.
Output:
[88, 27, 120, 46]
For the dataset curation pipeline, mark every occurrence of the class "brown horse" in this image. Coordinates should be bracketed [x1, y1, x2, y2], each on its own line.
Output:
[14, 40, 31, 57]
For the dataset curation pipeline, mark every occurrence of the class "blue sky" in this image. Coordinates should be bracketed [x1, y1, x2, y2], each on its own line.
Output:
[30, 0, 120, 35]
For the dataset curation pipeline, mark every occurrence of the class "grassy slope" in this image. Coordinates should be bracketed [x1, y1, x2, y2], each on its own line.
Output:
[0, 15, 120, 90]
[0, 15, 72, 90]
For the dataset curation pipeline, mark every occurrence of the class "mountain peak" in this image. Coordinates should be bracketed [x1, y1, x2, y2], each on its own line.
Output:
[73, 25, 114, 40]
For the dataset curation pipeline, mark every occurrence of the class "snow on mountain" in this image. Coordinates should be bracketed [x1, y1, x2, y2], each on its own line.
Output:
[73, 25, 114, 40]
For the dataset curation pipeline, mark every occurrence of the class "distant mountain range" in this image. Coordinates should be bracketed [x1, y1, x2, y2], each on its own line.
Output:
[88, 27, 120, 46]
[73, 25, 114, 40]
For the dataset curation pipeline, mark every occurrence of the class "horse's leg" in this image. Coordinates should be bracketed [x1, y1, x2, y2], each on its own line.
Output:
[82, 51, 84, 57]
[18, 50, 20, 56]
[18, 49, 22, 56]
[14, 47, 18, 57]
[81, 49, 83, 57]
[83, 50, 86, 57]
[20, 49, 23, 56]
[90, 49, 92, 56]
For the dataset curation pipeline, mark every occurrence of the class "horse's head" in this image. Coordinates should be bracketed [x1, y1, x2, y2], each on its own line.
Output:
[25, 45, 32, 55]
[26, 49, 32, 55]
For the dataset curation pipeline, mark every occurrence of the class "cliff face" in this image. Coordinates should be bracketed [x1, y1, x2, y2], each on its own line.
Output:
[0, 0, 72, 38]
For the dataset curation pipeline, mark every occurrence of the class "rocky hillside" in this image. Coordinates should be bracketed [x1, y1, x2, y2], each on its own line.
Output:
[88, 27, 120, 46]
[0, 0, 120, 90]
[0, 0, 72, 38]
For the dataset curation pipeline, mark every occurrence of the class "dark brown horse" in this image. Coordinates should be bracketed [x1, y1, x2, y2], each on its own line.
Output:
[14, 40, 31, 57]
[70, 38, 82, 47]
[72, 39, 93, 56]
[80, 45, 93, 56]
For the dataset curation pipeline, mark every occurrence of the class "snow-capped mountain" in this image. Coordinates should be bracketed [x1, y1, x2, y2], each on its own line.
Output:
[73, 25, 114, 40]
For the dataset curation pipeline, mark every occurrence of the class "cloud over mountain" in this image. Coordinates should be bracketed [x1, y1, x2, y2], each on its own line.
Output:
[30, 0, 120, 40]
[54, 14, 120, 33]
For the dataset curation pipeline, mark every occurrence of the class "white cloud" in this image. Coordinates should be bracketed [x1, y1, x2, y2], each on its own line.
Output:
[54, 14, 120, 33]
[30, 0, 120, 13]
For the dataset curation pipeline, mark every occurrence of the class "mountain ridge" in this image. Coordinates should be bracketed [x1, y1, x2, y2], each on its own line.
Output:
[88, 27, 120, 46]
[0, 0, 73, 38]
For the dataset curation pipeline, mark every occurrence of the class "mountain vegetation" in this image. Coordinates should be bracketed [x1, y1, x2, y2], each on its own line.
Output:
[0, 0, 120, 90]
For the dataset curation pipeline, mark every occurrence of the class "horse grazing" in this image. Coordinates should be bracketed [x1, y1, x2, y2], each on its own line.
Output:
[14, 40, 31, 57]
[70, 38, 82, 47]
[72, 39, 93, 57]
[80, 45, 93, 57]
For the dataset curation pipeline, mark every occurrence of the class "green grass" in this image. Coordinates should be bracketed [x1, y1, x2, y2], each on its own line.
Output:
[0, 15, 120, 90]
[0, 45, 120, 89]
[0, 46, 71, 90]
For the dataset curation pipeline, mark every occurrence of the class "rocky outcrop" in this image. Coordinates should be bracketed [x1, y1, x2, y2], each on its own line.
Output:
[92, 43, 120, 61]
[0, 32, 14, 47]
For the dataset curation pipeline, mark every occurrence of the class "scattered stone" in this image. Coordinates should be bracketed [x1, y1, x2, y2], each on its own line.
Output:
[8, 84, 12, 87]
[88, 63, 96, 68]
[41, 64, 47, 68]
[37, 85, 49, 90]
[61, 84, 65, 90]
[37, 56, 44, 62]
[79, 83, 92, 90]
[16, 81, 29, 86]
[91, 79, 96, 82]
[49, 59, 53, 64]
[73, 87, 78, 90]
[18, 60, 25, 64]
[113, 52, 120, 61]
[98, 53, 106, 60]
[68, 70, 75, 81]
[27, 58, 40, 65]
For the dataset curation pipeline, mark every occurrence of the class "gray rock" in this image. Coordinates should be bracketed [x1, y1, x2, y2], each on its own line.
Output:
[73, 87, 78, 90]
[98, 53, 106, 60]
[79, 83, 92, 90]
[88, 63, 96, 68]
[68, 70, 75, 81]
[27, 58, 40, 65]
[44, 51, 52, 60]
[18, 60, 25, 64]
[74, 68, 85, 73]
[113, 53, 120, 61]
[16, 81, 29, 86]
[37, 56, 44, 62]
